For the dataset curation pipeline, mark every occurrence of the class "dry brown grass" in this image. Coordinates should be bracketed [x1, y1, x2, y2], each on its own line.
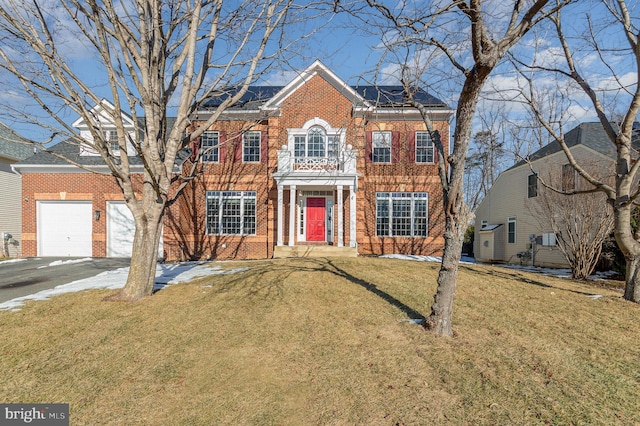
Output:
[0, 257, 638, 425]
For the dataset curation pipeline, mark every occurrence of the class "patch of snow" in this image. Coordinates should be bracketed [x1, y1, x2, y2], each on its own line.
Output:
[0, 261, 249, 312]
[38, 258, 93, 269]
[586, 294, 603, 300]
[380, 254, 618, 283]
[0, 258, 27, 265]
[380, 254, 475, 264]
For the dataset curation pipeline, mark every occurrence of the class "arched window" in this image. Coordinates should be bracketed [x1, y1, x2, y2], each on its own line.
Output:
[293, 126, 340, 160]
[289, 119, 343, 170]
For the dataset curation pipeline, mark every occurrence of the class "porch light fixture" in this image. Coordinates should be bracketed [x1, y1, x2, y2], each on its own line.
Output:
[94, 210, 101, 221]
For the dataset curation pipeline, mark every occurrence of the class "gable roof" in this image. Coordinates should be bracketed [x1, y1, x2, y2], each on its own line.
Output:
[15, 116, 186, 170]
[508, 122, 637, 171]
[201, 60, 450, 112]
[0, 122, 34, 161]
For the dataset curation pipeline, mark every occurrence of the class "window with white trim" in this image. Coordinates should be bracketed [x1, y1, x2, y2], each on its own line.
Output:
[527, 173, 538, 198]
[243, 131, 261, 162]
[508, 217, 516, 244]
[372, 131, 391, 163]
[103, 130, 119, 153]
[541, 232, 557, 246]
[293, 126, 340, 160]
[201, 131, 219, 162]
[376, 192, 428, 237]
[206, 191, 256, 235]
[416, 131, 434, 163]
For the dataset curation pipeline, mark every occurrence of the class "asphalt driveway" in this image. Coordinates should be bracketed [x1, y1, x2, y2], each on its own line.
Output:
[0, 257, 131, 303]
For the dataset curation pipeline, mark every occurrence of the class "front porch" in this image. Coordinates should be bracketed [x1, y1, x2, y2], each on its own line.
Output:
[273, 245, 357, 258]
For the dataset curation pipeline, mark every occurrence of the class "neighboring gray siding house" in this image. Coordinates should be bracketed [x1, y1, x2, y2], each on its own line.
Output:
[0, 122, 34, 257]
[474, 122, 619, 268]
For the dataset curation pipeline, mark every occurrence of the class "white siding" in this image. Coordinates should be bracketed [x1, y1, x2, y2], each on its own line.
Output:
[475, 145, 612, 268]
[0, 158, 22, 257]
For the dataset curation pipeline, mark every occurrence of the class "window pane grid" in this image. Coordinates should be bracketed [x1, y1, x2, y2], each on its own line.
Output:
[372, 131, 391, 163]
[206, 191, 257, 235]
[201, 131, 219, 162]
[243, 131, 261, 162]
[416, 131, 434, 163]
[307, 127, 325, 158]
[376, 192, 428, 237]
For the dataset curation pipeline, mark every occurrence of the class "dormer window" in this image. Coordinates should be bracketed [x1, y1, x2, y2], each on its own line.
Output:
[103, 130, 119, 153]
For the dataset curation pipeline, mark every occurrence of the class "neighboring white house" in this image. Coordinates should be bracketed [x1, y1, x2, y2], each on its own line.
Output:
[0, 122, 34, 257]
[475, 122, 617, 268]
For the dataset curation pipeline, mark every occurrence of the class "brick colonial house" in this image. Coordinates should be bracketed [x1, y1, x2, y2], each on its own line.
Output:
[15, 61, 453, 260]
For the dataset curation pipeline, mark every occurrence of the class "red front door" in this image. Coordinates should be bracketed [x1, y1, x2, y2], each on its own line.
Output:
[306, 198, 326, 242]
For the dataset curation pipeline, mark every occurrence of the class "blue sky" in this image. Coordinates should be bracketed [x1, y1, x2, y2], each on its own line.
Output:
[0, 0, 637, 146]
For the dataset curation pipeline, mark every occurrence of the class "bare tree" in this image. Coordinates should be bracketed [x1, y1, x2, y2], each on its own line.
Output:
[512, 0, 640, 302]
[465, 106, 510, 211]
[353, 0, 571, 335]
[530, 162, 615, 279]
[0, 0, 302, 300]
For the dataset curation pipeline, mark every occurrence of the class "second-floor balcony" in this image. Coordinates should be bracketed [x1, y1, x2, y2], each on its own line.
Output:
[277, 144, 357, 175]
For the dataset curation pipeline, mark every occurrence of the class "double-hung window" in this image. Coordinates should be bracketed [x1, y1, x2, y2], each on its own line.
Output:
[201, 131, 219, 162]
[103, 130, 120, 153]
[416, 131, 434, 163]
[527, 173, 538, 198]
[206, 191, 256, 235]
[508, 217, 516, 244]
[243, 131, 261, 162]
[372, 131, 391, 163]
[376, 192, 428, 237]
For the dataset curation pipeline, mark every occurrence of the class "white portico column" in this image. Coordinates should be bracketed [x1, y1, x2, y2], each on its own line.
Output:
[349, 185, 356, 248]
[337, 185, 344, 247]
[288, 185, 296, 246]
[277, 184, 283, 246]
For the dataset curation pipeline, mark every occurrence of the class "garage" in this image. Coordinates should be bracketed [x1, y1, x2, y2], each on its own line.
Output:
[37, 201, 93, 257]
[107, 201, 163, 258]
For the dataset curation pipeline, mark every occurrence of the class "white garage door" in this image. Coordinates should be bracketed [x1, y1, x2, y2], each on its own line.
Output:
[107, 201, 135, 257]
[38, 201, 93, 257]
[107, 201, 163, 258]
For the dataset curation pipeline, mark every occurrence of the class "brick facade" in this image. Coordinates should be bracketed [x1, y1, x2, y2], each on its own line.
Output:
[19, 61, 452, 261]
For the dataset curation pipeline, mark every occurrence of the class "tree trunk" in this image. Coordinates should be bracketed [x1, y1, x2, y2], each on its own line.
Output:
[425, 219, 465, 336]
[110, 203, 165, 301]
[613, 202, 640, 303]
[624, 255, 640, 302]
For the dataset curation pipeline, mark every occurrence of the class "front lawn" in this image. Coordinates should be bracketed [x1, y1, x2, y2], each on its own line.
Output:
[0, 257, 637, 425]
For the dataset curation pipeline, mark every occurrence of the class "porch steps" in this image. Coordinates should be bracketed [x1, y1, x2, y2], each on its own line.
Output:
[273, 245, 357, 259]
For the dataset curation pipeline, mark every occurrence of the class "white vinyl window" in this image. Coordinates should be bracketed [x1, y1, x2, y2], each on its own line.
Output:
[372, 131, 391, 163]
[103, 130, 119, 153]
[508, 217, 516, 244]
[376, 192, 428, 237]
[206, 191, 256, 235]
[243, 131, 261, 162]
[201, 131, 219, 162]
[542, 232, 557, 246]
[416, 131, 434, 163]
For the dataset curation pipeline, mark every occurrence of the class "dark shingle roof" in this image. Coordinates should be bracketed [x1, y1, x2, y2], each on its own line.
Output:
[509, 122, 638, 171]
[0, 122, 35, 161]
[16, 139, 133, 166]
[202, 85, 449, 110]
[16, 116, 187, 167]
